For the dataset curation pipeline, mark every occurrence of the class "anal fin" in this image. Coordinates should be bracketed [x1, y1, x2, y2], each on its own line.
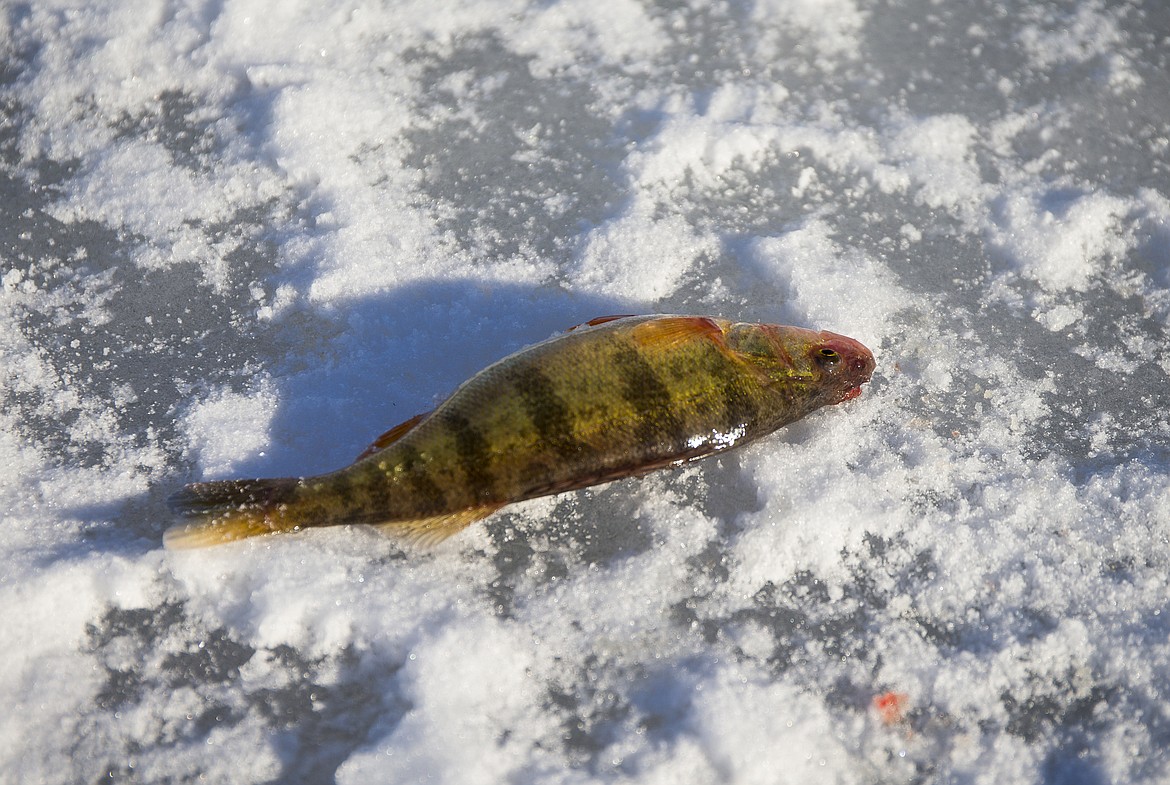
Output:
[355, 412, 430, 462]
[372, 503, 504, 548]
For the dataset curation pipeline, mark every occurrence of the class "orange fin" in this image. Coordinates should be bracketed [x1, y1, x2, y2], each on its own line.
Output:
[165, 515, 285, 549]
[631, 316, 725, 350]
[165, 477, 301, 549]
[566, 314, 636, 331]
[355, 412, 429, 462]
[371, 503, 504, 548]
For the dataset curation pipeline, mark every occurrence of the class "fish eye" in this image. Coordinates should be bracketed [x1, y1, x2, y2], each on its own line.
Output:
[818, 347, 840, 364]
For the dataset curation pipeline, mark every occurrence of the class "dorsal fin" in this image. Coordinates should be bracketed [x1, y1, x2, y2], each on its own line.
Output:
[354, 412, 430, 462]
[566, 314, 636, 331]
[631, 316, 725, 350]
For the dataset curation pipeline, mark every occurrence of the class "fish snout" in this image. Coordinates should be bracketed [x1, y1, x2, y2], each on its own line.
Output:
[843, 338, 876, 381]
[815, 332, 875, 401]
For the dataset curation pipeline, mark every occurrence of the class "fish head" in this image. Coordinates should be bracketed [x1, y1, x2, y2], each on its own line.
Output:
[728, 323, 875, 405]
[805, 330, 876, 404]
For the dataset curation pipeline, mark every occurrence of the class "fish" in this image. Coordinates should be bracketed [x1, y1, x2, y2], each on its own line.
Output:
[165, 314, 875, 549]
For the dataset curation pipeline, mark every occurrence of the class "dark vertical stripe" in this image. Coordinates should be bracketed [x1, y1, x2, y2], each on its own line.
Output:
[397, 445, 447, 513]
[438, 411, 495, 498]
[508, 363, 585, 459]
[612, 343, 687, 448]
[330, 473, 356, 506]
[719, 372, 759, 435]
[358, 467, 392, 516]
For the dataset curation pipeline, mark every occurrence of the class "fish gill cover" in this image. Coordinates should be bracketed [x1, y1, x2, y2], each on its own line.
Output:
[2, 0, 1170, 783]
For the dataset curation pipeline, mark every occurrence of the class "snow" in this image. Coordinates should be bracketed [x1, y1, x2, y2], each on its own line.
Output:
[3, 0, 1170, 783]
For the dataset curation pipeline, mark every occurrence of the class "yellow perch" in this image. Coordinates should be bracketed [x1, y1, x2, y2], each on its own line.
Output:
[166, 315, 875, 548]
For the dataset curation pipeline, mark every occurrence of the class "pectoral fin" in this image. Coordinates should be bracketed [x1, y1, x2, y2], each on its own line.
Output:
[355, 412, 430, 462]
[371, 503, 504, 547]
[631, 316, 726, 349]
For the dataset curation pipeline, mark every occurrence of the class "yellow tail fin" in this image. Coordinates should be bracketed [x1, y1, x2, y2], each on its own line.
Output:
[164, 477, 301, 549]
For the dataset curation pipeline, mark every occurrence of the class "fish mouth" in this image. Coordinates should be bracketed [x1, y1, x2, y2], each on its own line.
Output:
[840, 385, 865, 402]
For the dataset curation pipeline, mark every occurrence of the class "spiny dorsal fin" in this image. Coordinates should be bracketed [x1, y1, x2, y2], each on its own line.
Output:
[371, 504, 503, 547]
[354, 412, 430, 462]
[566, 314, 635, 331]
[631, 316, 725, 350]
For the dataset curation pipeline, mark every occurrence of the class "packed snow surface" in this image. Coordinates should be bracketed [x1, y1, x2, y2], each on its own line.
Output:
[3, 0, 1170, 782]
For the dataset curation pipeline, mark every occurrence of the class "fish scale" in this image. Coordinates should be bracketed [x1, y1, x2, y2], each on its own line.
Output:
[165, 315, 875, 548]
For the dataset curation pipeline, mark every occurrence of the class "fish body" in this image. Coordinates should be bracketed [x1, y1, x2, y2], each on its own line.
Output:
[166, 315, 874, 548]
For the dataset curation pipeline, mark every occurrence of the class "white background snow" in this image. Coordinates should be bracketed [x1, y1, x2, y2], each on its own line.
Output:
[3, 0, 1170, 782]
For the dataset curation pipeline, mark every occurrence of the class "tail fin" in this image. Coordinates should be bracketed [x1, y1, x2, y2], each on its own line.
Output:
[164, 477, 302, 549]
